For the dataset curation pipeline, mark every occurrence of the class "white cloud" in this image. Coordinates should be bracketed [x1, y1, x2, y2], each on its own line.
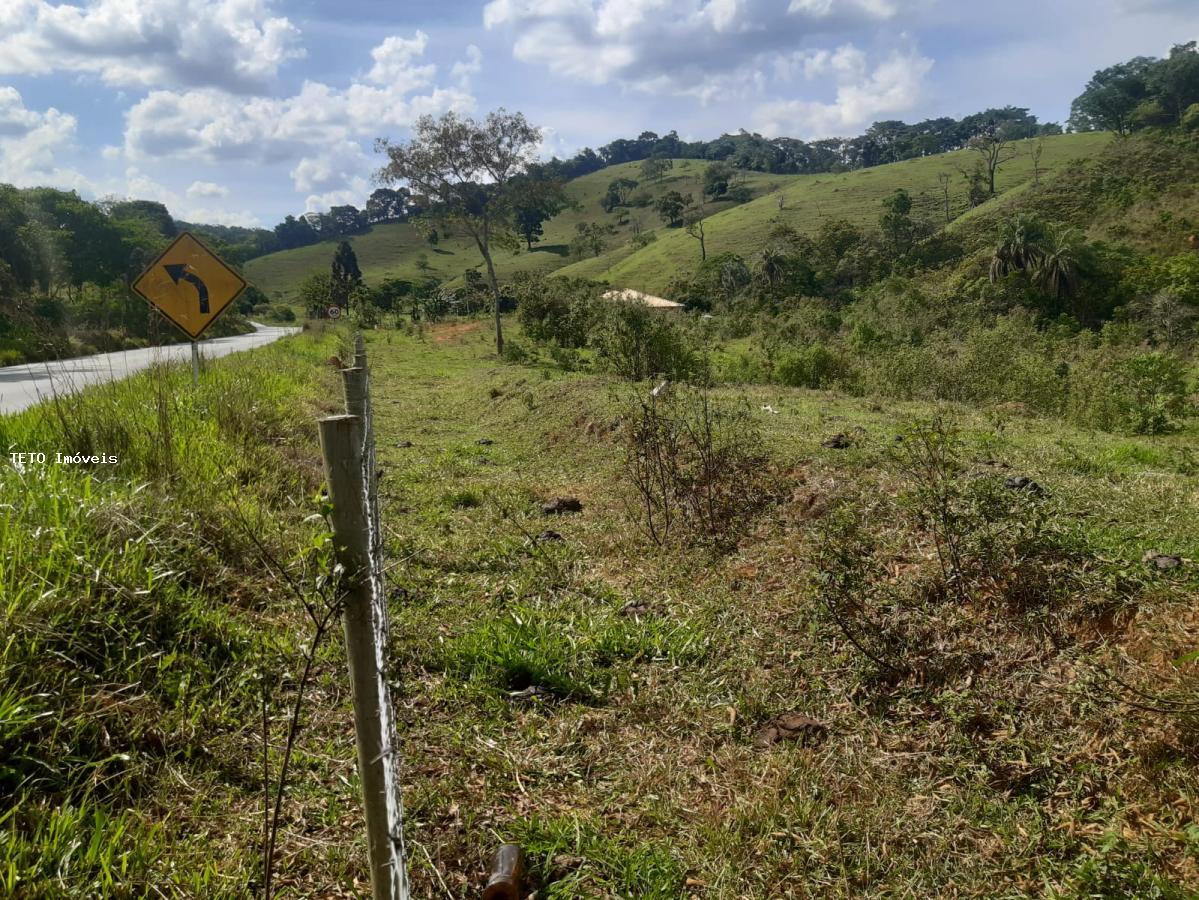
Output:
[302, 188, 366, 215]
[452, 45, 484, 83]
[0, 86, 44, 137]
[533, 125, 576, 160]
[122, 32, 477, 209]
[181, 206, 262, 227]
[483, 0, 910, 100]
[125, 33, 475, 164]
[121, 166, 260, 226]
[0, 0, 304, 93]
[187, 180, 228, 198]
[753, 45, 932, 138]
[0, 86, 85, 188]
[290, 140, 371, 210]
[367, 32, 435, 90]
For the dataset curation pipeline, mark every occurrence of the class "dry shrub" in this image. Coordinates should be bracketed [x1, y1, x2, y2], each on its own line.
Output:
[621, 383, 781, 550]
[811, 418, 1128, 692]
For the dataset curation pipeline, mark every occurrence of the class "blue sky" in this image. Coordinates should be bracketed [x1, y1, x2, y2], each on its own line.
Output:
[0, 0, 1193, 227]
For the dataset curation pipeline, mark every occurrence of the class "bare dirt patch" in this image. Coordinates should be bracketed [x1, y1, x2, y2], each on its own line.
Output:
[432, 321, 483, 343]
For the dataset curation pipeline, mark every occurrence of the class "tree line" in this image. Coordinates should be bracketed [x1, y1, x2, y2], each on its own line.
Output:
[1069, 42, 1199, 135]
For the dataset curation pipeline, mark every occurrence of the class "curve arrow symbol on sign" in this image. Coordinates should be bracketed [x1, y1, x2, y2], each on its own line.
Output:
[164, 263, 210, 314]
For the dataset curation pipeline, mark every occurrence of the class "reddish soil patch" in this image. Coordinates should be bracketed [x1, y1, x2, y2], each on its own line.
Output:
[431, 321, 483, 343]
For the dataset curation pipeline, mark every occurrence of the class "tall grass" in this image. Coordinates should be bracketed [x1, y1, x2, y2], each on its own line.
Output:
[0, 327, 340, 895]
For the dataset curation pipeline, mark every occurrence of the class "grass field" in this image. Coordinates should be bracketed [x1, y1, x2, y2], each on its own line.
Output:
[246, 133, 1112, 303]
[244, 161, 797, 304]
[365, 321, 1196, 896]
[4, 318, 1196, 896]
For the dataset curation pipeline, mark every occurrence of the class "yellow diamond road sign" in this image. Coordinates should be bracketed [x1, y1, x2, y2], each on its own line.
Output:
[132, 232, 247, 340]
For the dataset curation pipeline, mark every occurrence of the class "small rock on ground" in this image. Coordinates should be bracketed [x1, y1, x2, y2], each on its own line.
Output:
[753, 713, 828, 748]
[542, 496, 583, 515]
[394, 440, 413, 448]
[507, 686, 554, 702]
[476, 438, 494, 446]
[822, 433, 852, 449]
[1143, 550, 1182, 570]
[619, 599, 659, 617]
[536, 529, 564, 542]
[1004, 475, 1045, 496]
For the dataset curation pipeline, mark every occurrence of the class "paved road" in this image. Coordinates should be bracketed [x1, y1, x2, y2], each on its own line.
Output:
[0, 323, 301, 415]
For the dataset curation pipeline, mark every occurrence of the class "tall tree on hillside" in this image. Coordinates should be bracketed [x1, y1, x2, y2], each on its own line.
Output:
[601, 177, 639, 212]
[655, 191, 689, 227]
[26, 188, 127, 294]
[1036, 226, 1089, 305]
[756, 247, 787, 290]
[330, 241, 362, 308]
[879, 189, 915, 256]
[1147, 42, 1199, 125]
[103, 200, 178, 238]
[375, 110, 561, 354]
[1068, 57, 1154, 135]
[322, 205, 368, 237]
[989, 215, 1049, 283]
[274, 214, 319, 250]
[570, 222, 610, 258]
[1031, 138, 1045, 185]
[366, 188, 411, 223]
[936, 172, 952, 223]
[968, 123, 1020, 197]
[641, 157, 672, 182]
[684, 196, 707, 262]
[511, 174, 572, 249]
[703, 162, 735, 199]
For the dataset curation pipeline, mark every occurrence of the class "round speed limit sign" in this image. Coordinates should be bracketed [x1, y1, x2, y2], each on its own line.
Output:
[327, 305, 343, 320]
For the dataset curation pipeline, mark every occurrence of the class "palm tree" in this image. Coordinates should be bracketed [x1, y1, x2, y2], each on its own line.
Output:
[757, 247, 787, 289]
[1034, 225, 1085, 300]
[719, 257, 751, 297]
[989, 214, 1048, 282]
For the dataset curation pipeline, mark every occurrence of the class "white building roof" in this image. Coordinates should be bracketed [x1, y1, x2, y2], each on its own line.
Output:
[601, 288, 683, 310]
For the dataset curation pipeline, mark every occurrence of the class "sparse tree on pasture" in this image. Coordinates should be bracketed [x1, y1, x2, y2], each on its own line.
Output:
[375, 109, 564, 354]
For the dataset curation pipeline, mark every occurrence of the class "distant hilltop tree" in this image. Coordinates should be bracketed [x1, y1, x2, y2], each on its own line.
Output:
[1070, 42, 1199, 134]
[330, 240, 362, 308]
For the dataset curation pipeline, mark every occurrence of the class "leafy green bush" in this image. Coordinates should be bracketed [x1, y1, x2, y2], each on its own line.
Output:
[774, 343, 851, 389]
[855, 315, 1065, 413]
[512, 274, 598, 348]
[1127, 253, 1199, 306]
[592, 301, 705, 382]
[715, 350, 768, 384]
[500, 338, 531, 364]
[1069, 350, 1192, 434]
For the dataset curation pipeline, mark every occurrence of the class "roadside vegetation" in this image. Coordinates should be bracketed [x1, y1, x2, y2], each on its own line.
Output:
[2, 40, 1198, 899]
[0, 192, 284, 365]
[0, 326, 352, 895]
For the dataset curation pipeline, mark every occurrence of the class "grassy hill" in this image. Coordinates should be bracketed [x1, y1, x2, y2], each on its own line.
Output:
[245, 160, 797, 303]
[246, 133, 1112, 303]
[557, 132, 1112, 293]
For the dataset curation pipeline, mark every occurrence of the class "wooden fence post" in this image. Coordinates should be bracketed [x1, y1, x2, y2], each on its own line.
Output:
[340, 364, 382, 619]
[354, 332, 367, 371]
[342, 366, 368, 420]
[318, 414, 407, 900]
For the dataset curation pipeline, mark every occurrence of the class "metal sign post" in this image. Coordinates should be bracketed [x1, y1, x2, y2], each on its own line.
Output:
[190, 341, 200, 388]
